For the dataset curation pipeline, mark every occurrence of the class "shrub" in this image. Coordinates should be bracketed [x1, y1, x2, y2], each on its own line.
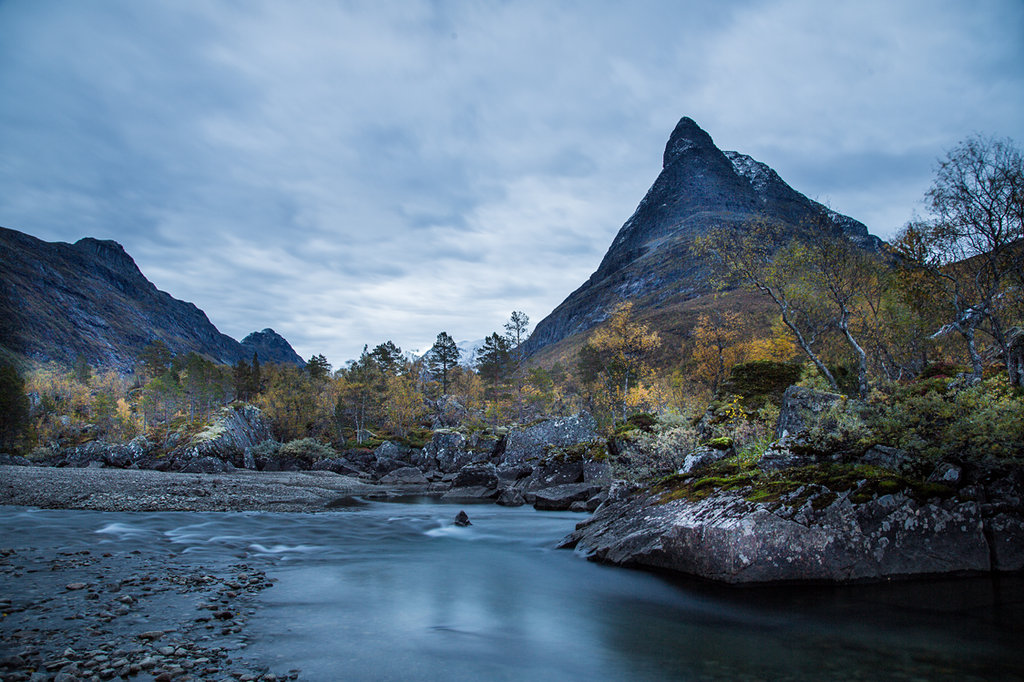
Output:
[279, 438, 337, 462]
[612, 423, 698, 483]
[721, 361, 802, 409]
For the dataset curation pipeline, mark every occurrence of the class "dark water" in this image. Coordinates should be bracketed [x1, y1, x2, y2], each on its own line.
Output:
[2, 500, 1022, 681]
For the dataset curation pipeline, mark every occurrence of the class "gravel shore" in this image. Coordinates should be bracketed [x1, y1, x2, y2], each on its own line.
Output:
[0, 465, 441, 512]
[0, 466, 450, 681]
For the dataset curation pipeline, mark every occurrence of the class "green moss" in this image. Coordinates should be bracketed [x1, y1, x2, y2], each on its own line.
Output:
[546, 440, 609, 463]
[653, 460, 955, 508]
[705, 437, 733, 450]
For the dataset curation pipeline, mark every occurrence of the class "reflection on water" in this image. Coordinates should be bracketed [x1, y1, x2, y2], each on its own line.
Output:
[2, 502, 1022, 680]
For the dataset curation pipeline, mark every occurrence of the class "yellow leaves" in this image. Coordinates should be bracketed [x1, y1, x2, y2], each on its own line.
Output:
[382, 373, 425, 438]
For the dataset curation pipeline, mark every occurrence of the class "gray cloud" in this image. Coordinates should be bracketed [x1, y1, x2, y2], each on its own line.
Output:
[1, 0, 1021, 364]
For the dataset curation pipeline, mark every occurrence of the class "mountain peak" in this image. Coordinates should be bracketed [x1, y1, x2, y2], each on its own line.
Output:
[72, 237, 143, 279]
[663, 116, 718, 168]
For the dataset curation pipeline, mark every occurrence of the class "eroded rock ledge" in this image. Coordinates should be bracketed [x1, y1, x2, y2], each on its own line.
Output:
[559, 481, 1024, 584]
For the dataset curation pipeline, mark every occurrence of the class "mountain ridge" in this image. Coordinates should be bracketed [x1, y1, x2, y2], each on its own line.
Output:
[0, 226, 303, 371]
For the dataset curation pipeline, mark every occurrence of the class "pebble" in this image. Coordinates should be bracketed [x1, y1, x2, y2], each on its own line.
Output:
[65, 582, 87, 590]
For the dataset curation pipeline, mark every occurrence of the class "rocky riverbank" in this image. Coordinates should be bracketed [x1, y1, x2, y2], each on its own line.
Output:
[0, 539, 293, 681]
[0, 465, 408, 513]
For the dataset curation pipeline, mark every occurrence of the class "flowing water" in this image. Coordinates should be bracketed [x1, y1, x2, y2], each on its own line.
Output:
[2, 499, 1022, 680]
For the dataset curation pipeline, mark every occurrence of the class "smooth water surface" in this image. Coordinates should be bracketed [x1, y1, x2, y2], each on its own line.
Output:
[2, 500, 1022, 681]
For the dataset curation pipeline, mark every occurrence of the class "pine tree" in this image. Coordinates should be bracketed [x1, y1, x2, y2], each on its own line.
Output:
[0, 363, 30, 451]
[428, 332, 459, 394]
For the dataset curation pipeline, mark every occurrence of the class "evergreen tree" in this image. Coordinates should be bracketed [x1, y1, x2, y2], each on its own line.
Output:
[370, 341, 404, 375]
[476, 333, 512, 389]
[0, 363, 30, 451]
[306, 353, 332, 380]
[72, 354, 92, 385]
[249, 352, 262, 396]
[139, 340, 173, 379]
[428, 332, 459, 394]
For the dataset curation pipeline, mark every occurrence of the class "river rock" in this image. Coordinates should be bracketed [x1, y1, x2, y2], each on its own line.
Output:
[379, 467, 428, 485]
[454, 510, 471, 526]
[500, 413, 598, 465]
[452, 463, 499, 489]
[441, 486, 499, 501]
[560, 488, 994, 584]
[496, 488, 526, 507]
[532, 483, 603, 511]
[0, 453, 31, 466]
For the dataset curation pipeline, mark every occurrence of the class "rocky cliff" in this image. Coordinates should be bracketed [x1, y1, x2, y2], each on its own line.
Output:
[522, 117, 882, 359]
[0, 226, 302, 370]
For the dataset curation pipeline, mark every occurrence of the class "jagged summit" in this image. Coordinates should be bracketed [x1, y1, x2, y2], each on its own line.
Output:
[662, 116, 719, 167]
[522, 117, 882, 359]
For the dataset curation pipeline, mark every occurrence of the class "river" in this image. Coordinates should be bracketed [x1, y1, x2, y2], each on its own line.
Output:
[2, 499, 1022, 680]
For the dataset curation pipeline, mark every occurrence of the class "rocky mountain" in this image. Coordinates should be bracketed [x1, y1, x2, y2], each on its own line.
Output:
[240, 328, 304, 366]
[0, 226, 302, 370]
[522, 117, 882, 360]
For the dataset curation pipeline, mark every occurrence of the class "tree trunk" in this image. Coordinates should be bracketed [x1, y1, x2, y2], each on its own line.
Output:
[963, 325, 984, 384]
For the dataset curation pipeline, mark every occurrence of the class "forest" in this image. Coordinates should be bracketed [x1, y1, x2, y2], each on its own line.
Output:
[1, 135, 1022, 466]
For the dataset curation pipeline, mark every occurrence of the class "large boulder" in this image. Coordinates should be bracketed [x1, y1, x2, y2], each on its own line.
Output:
[418, 431, 477, 473]
[500, 413, 599, 466]
[453, 463, 499, 489]
[380, 467, 429, 485]
[173, 405, 274, 468]
[532, 483, 604, 511]
[560, 488, 998, 584]
[374, 441, 411, 465]
[775, 386, 844, 443]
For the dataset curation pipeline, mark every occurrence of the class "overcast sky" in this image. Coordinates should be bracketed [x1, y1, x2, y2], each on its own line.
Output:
[2, 1, 1022, 365]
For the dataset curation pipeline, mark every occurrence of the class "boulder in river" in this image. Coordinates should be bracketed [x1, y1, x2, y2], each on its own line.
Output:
[560, 484, 1010, 583]
[454, 510, 472, 527]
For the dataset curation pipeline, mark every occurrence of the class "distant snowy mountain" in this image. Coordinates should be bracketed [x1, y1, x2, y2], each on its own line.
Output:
[408, 338, 487, 367]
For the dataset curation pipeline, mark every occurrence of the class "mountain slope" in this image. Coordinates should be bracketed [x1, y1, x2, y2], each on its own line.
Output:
[522, 117, 882, 361]
[0, 226, 302, 370]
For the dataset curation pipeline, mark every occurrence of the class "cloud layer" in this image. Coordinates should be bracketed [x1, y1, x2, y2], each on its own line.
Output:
[1, 0, 1021, 364]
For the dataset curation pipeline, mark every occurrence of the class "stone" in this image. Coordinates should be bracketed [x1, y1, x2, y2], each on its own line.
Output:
[532, 483, 604, 511]
[452, 463, 499, 489]
[928, 462, 962, 485]
[496, 488, 526, 507]
[757, 442, 815, 472]
[180, 456, 232, 474]
[454, 510, 472, 527]
[379, 467, 428, 485]
[0, 453, 31, 466]
[441, 486, 499, 501]
[500, 413, 599, 465]
[677, 446, 729, 475]
[419, 431, 474, 473]
[861, 445, 908, 471]
[775, 386, 844, 444]
[172, 405, 274, 469]
[432, 395, 467, 428]
[561, 488, 992, 584]
[373, 441, 409, 464]
[65, 582, 87, 590]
